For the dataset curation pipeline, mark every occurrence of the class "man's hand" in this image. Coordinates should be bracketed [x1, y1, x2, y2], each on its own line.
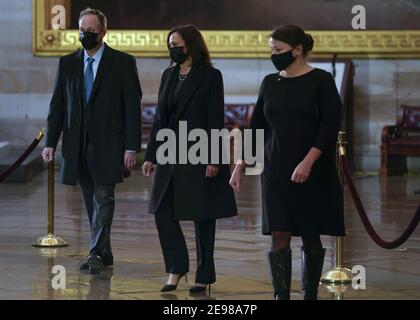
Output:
[42, 147, 54, 162]
[142, 161, 155, 176]
[124, 151, 137, 171]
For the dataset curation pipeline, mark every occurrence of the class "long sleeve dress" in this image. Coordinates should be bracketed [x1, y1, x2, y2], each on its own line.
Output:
[249, 68, 345, 236]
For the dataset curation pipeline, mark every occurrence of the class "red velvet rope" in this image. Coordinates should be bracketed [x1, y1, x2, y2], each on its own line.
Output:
[340, 154, 420, 249]
[0, 138, 43, 183]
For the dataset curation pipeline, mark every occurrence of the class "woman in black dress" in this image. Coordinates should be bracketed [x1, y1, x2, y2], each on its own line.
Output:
[230, 25, 345, 300]
[142, 25, 237, 294]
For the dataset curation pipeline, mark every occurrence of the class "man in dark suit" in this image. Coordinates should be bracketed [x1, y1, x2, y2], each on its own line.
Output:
[42, 8, 142, 274]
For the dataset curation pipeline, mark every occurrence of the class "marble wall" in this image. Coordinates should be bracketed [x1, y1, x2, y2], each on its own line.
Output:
[352, 59, 420, 172]
[1, 0, 419, 172]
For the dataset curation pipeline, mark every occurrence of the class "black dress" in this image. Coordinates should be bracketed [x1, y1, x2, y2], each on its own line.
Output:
[249, 68, 345, 236]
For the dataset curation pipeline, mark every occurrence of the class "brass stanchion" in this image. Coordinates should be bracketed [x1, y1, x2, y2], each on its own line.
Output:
[33, 159, 69, 247]
[37, 128, 46, 141]
[320, 131, 352, 284]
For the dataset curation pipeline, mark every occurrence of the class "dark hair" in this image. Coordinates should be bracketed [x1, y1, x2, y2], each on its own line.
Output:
[270, 25, 314, 56]
[79, 7, 108, 30]
[167, 25, 212, 66]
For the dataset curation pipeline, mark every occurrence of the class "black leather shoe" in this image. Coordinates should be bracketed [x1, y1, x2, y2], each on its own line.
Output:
[189, 284, 211, 295]
[86, 254, 104, 275]
[160, 274, 188, 292]
[80, 261, 90, 272]
[102, 255, 114, 268]
[80, 254, 113, 272]
[80, 255, 92, 272]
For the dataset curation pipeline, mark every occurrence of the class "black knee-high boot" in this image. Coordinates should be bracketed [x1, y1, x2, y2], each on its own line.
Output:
[301, 247, 326, 300]
[268, 248, 291, 300]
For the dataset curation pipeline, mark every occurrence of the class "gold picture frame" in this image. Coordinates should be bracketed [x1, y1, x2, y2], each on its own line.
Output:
[33, 0, 420, 59]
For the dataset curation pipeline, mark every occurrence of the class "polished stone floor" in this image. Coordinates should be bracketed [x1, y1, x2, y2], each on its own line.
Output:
[0, 164, 419, 300]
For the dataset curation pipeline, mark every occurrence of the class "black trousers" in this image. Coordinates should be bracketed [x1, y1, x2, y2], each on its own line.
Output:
[77, 142, 116, 261]
[155, 214, 216, 284]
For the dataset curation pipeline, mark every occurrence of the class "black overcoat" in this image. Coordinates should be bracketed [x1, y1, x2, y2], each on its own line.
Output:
[145, 64, 238, 221]
[46, 44, 142, 185]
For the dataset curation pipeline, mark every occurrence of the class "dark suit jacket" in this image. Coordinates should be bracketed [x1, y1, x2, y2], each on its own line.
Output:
[46, 43, 142, 185]
[145, 64, 238, 221]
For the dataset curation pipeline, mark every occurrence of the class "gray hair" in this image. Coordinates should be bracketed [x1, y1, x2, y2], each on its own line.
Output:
[79, 7, 107, 30]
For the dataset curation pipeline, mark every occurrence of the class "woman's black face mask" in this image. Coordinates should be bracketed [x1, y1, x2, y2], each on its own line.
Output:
[169, 46, 188, 64]
[271, 50, 296, 71]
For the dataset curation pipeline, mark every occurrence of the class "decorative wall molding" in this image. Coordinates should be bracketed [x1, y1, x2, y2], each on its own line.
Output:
[33, 0, 420, 59]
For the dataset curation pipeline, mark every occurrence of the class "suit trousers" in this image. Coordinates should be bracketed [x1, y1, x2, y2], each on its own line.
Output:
[77, 142, 116, 261]
[155, 213, 216, 284]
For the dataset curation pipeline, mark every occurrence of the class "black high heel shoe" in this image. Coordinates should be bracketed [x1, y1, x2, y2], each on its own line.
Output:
[160, 274, 188, 292]
[189, 284, 211, 294]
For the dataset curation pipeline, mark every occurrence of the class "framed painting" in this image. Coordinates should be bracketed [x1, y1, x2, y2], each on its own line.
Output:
[33, 0, 420, 58]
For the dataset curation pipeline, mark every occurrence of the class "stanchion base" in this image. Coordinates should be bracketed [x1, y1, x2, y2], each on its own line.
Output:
[320, 267, 353, 284]
[323, 283, 352, 300]
[32, 233, 69, 247]
[39, 248, 59, 258]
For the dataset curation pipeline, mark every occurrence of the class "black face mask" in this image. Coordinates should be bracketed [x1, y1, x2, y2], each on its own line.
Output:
[271, 50, 295, 71]
[169, 46, 188, 64]
[79, 31, 100, 50]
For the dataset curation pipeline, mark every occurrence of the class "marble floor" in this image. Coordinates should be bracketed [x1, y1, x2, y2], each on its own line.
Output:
[0, 164, 419, 300]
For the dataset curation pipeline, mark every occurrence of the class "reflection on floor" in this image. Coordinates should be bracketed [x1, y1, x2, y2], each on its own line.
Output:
[0, 168, 419, 300]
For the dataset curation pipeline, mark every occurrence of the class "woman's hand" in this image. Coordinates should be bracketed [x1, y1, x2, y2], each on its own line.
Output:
[229, 161, 244, 192]
[205, 165, 219, 178]
[142, 161, 156, 176]
[291, 158, 314, 183]
[291, 148, 322, 183]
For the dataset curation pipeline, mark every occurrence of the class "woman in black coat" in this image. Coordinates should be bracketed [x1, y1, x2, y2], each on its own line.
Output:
[230, 25, 345, 300]
[142, 25, 237, 294]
